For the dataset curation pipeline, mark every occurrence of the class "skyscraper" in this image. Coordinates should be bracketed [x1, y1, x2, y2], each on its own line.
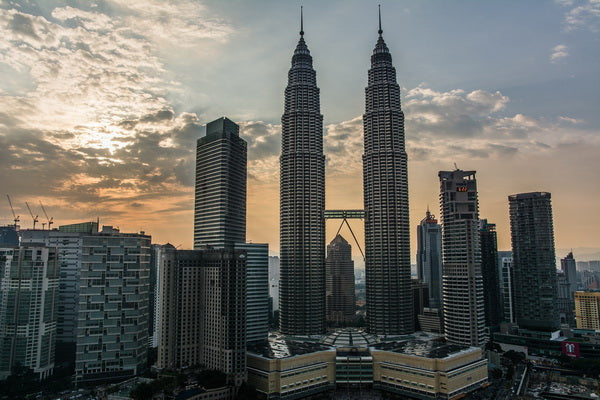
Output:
[498, 252, 515, 324]
[194, 117, 247, 249]
[0, 245, 58, 380]
[561, 252, 577, 298]
[439, 169, 486, 346]
[363, 9, 413, 335]
[509, 192, 559, 332]
[279, 13, 326, 335]
[75, 226, 151, 383]
[326, 235, 356, 326]
[480, 219, 502, 327]
[416, 209, 443, 309]
[156, 246, 247, 385]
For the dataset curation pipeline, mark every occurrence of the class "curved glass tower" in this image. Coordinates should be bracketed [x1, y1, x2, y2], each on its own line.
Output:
[279, 15, 326, 335]
[363, 11, 414, 335]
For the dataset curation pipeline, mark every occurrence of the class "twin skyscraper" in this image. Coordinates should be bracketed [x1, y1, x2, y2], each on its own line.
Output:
[279, 8, 413, 336]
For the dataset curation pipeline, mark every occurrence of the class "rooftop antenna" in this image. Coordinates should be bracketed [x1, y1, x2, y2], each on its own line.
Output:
[300, 5, 304, 36]
[378, 4, 383, 36]
[453, 162, 459, 170]
[25, 201, 39, 230]
[6, 195, 19, 228]
[39, 201, 53, 230]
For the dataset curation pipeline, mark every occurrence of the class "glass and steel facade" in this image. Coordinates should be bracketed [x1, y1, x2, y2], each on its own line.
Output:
[194, 117, 247, 249]
[279, 29, 326, 335]
[363, 23, 413, 335]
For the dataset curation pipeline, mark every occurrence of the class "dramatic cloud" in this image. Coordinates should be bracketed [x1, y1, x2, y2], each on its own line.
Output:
[550, 44, 569, 62]
[559, 0, 600, 31]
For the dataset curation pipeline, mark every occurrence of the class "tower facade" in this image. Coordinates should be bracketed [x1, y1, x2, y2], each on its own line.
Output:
[326, 235, 356, 326]
[439, 169, 486, 346]
[194, 117, 247, 249]
[416, 210, 443, 309]
[0, 246, 58, 380]
[480, 219, 502, 327]
[279, 22, 326, 335]
[509, 192, 559, 331]
[363, 16, 413, 335]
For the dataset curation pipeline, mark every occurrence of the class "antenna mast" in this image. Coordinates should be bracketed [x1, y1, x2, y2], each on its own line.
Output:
[25, 201, 39, 230]
[6, 195, 19, 228]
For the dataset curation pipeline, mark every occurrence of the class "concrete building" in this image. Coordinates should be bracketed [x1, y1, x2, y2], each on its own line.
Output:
[157, 247, 247, 386]
[279, 22, 326, 336]
[480, 219, 502, 328]
[0, 245, 59, 380]
[246, 330, 488, 400]
[509, 192, 559, 332]
[194, 117, 247, 249]
[575, 290, 600, 330]
[556, 272, 575, 326]
[0, 226, 19, 246]
[20, 222, 99, 360]
[363, 13, 413, 335]
[74, 226, 151, 384]
[325, 235, 356, 326]
[416, 210, 442, 309]
[439, 170, 486, 346]
[235, 243, 269, 344]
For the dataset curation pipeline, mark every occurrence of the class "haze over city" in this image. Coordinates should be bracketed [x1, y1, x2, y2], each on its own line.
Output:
[1, 0, 599, 262]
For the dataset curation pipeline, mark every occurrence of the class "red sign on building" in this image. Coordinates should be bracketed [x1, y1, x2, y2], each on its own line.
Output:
[561, 341, 580, 358]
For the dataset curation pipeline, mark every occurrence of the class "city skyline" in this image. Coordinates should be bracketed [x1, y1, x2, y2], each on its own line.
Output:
[1, 1, 599, 262]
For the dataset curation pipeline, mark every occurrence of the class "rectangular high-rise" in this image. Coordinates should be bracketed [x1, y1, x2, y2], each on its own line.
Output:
[0, 245, 59, 380]
[480, 219, 502, 327]
[509, 192, 559, 332]
[325, 235, 356, 326]
[416, 210, 442, 309]
[574, 290, 600, 330]
[194, 117, 247, 249]
[439, 169, 486, 346]
[74, 226, 151, 383]
[156, 246, 247, 386]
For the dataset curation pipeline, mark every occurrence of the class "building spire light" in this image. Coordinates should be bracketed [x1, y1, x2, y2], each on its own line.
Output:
[300, 5, 304, 37]
[378, 4, 383, 36]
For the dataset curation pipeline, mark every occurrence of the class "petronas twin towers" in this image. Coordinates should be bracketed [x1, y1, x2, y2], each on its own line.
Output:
[280, 9, 412, 336]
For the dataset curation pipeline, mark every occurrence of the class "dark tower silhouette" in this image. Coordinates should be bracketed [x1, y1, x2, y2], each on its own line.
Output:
[279, 8, 326, 335]
[363, 7, 413, 334]
[326, 235, 356, 326]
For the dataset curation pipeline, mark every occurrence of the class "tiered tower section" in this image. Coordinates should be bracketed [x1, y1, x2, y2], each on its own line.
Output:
[279, 22, 326, 335]
[363, 16, 414, 335]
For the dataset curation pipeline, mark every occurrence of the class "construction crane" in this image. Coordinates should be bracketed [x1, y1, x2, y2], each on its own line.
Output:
[39, 201, 53, 230]
[25, 201, 39, 230]
[6, 195, 19, 228]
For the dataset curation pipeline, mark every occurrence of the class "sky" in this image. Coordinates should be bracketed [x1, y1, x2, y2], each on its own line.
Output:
[0, 0, 599, 264]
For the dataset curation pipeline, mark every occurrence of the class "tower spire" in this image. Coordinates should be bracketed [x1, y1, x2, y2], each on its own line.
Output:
[378, 4, 383, 36]
[300, 6, 304, 37]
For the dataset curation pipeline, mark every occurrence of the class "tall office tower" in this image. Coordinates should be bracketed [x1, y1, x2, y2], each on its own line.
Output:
[21, 221, 99, 360]
[149, 244, 163, 348]
[561, 252, 577, 298]
[363, 10, 413, 335]
[194, 117, 247, 249]
[509, 192, 559, 332]
[498, 253, 516, 323]
[157, 247, 247, 385]
[235, 243, 269, 344]
[439, 170, 486, 346]
[325, 235, 356, 326]
[75, 226, 151, 383]
[556, 272, 575, 326]
[574, 291, 600, 330]
[279, 16, 326, 335]
[268, 256, 280, 312]
[480, 220, 502, 327]
[416, 209, 442, 308]
[0, 246, 58, 380]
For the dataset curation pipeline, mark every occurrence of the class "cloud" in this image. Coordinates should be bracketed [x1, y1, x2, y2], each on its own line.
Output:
[550, 44, 569, 62]
[559, 0, 600, 31]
